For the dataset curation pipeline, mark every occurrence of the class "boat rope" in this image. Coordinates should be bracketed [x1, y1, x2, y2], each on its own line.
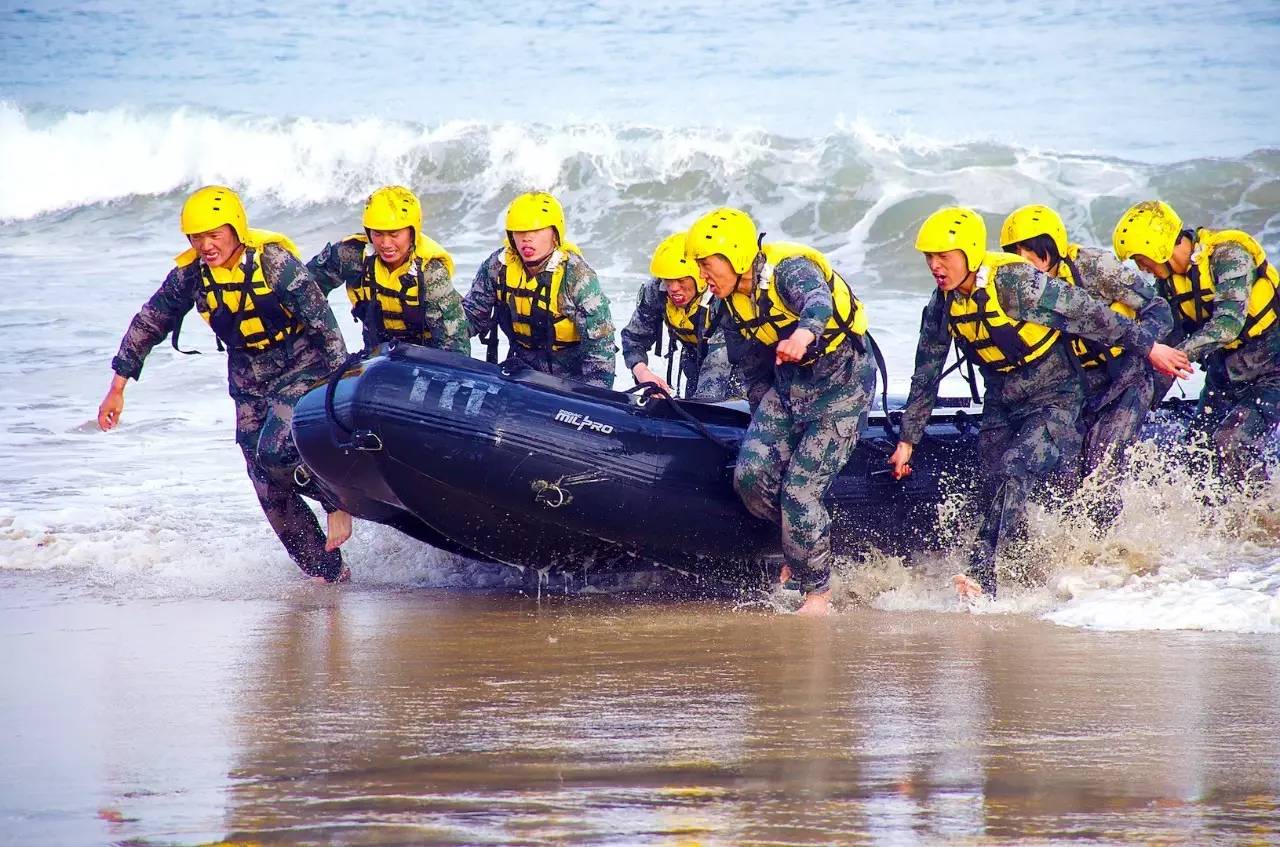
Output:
[626, 381, 739, 454]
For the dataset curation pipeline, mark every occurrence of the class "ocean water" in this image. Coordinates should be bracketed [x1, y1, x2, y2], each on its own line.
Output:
[2, 0, 1280, 635]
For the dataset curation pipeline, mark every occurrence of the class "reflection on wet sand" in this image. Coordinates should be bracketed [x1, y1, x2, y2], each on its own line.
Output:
[215, 593, 1280, 845]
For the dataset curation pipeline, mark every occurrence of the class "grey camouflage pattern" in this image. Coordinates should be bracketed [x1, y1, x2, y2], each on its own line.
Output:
[619, 277, 742, 400]
[1173, 235, 1255, 363]
[724, 253, 867, 422]
[110, 244, 349, 580]
[463, 248, 617, 388]
[899, 260, 1151, 445]
[1162, 233, 1280, 481]
[307, 235, 470, 353]
[1067, 245, 1170, 476]
[734, 352, 877, 594]
[897, 260, 1146, 595]
[967, 348, 1084, 595]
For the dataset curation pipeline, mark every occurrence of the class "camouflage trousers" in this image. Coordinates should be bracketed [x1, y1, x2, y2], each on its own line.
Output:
[1079, 354, 1154, 478]
[969, 371, 1083, 596]
[234, 365, 343, 582]
[1204, 368, 1280, 484]
[733, 356, 875, 594]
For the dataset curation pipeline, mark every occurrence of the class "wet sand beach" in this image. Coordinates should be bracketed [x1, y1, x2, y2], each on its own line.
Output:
[4, 570, 1279, 846]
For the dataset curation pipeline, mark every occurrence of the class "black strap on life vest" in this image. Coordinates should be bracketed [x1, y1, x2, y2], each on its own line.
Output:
[733, 276, 864, 364]
[496, 265, 580, 360]
[938, 338, 983, 405]
[865, 331, 897, 440]
[356, 254, 428, 342]
[178, 248, 265, 355]
[949, 287, 1058, 372]
[1062, 255, 1121, 368]
[1240, 259, 1278, 339]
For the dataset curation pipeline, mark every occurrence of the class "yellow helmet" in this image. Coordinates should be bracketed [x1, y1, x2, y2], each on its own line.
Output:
[505, 191, 566, 242]
[363, 185, 422, 233]
[685, 207, 759, 275]
[915, 206, 987, 272]
[180, 185, 247, 239]
[1000, 204, 1068, 256]
[1113, 200, 1182, 264]
[649, 231, 700, 282]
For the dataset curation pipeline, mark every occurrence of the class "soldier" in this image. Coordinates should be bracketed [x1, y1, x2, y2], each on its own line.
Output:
[686, 207, 875, 616]
[1113, 201, 1280, 483]
[998, 205, 1186, 478]
[620, 232, 741, 401]
[888, 207, 1174, 599]
[307, 185, 469, 354]
[96, 186, 352, 582]
[462, 191, 616, 388]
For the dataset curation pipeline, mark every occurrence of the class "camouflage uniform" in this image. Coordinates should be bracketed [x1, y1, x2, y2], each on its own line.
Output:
[463, 248, 617, 388]
[1164, 233, 1280, 482]
[899, 261, 1162, 595]
[619, 277, 742, 401]
[1066, 246, 1174, 476]
[111, 244, 350, 581]
[306, 236, 470, 354]
[728, 254, 877, 595]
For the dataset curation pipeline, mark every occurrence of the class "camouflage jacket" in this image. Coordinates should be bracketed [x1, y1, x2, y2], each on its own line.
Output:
[619, 277, 720, 363]
[899, 260, 1160, 444]
[723, 253, 868, 423]
[463, 247, 617, 388]
[1161, 231, 1280, 384]
[111, 244, 348, 391]
[306, 235, 470, 354]
[1072, 245, 1169, 320]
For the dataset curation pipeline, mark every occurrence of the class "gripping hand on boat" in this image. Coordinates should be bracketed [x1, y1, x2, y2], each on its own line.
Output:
[888, 441, 913, 480]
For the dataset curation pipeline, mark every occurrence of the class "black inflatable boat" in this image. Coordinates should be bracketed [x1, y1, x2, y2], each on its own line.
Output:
[291, 343, 984, 585]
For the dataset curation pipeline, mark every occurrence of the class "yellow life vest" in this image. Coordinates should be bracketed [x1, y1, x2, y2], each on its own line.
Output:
[664, 289, 715, 348]
[1057, 243, 1137, 368]
[724, 241, 867, 365]
[496, 246, 583, 351]
[346, 234, 455, 341]
[948, 251, 1060, 373]
[176, 229, 305, 352]
[1166, 228, 1279, 349]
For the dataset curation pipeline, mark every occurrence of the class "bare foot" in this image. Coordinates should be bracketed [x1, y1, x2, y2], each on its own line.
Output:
[325, 510, 352, 552]
[310, 565, 351, 585]
[795, 589, 832, 616]
[953, 573, 985, 600]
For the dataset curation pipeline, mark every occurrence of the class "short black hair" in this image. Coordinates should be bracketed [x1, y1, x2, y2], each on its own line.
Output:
[1003, 234, 1062, 268]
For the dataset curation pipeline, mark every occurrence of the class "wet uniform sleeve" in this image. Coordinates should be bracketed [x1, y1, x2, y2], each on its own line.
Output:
[773, 256, 833, 340]
[620, 278, 665, 370]
[561, 255, 617, 388]
[110, 266, 197, 380]
[462, 251, 502, 339]
[897, 291, 952, 445]
[264, 244, 348, 369]
[1179, 243, 1255, 362]
[1000, 263, 1152, 356]
[305, 238, 364, 298]
[420, 257, 471, 354]
[1077, 248, 1174, 350]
